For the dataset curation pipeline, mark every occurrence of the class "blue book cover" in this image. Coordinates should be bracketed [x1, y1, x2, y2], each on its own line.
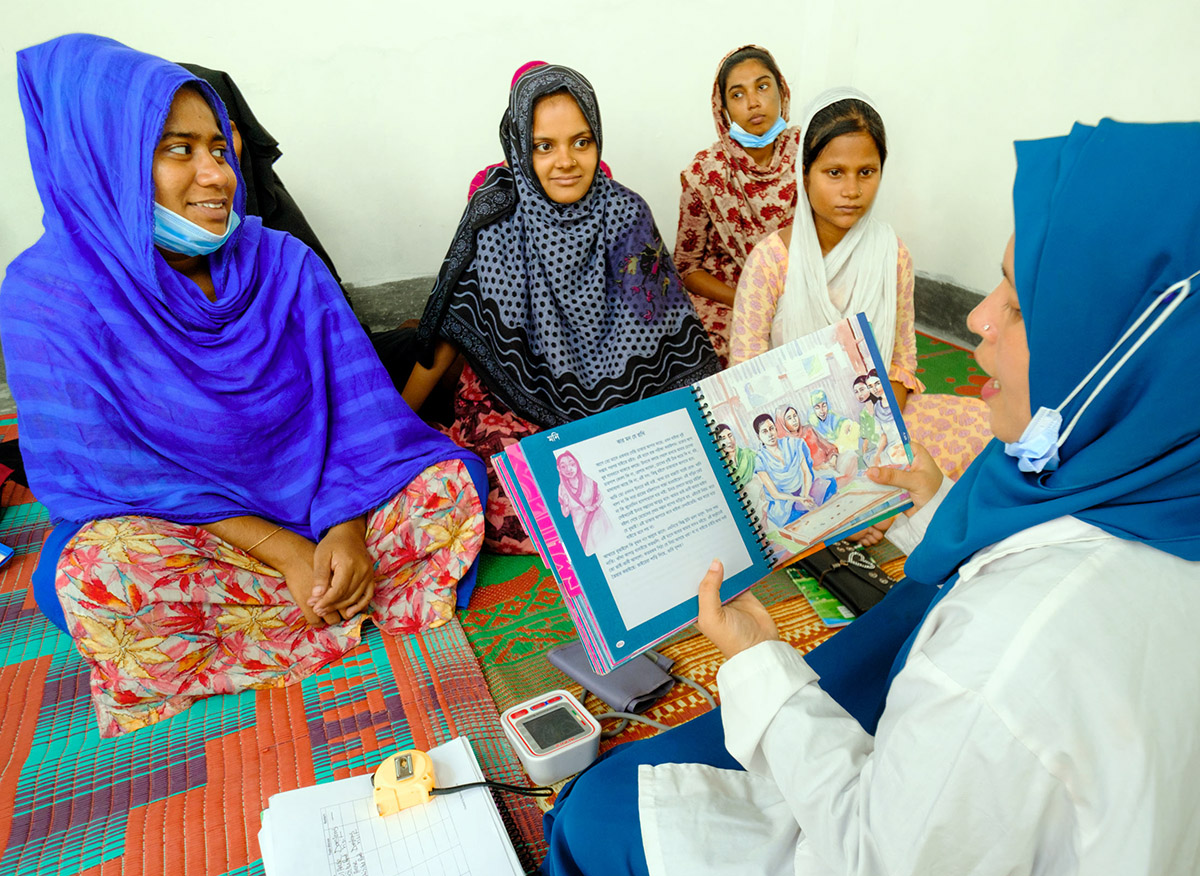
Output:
[498, 313, 912, 673]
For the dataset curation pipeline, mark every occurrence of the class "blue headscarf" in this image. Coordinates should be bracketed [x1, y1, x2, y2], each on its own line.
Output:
[907, 119, 1200, 586]
[804, 120, 1200, 736]
[4, 34, 480, 543]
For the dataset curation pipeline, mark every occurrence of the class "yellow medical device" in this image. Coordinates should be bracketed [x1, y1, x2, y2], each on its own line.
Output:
[371, 749, 436, 816]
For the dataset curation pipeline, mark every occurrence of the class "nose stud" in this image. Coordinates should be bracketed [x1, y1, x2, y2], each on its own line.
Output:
[982, 324, 991, 331]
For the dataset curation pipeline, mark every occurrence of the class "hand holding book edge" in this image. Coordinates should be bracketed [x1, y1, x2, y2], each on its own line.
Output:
[866, 441, 944, 516]
[696, 559, 781, 660]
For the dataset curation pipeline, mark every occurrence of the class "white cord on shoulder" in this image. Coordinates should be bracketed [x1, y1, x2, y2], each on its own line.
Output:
[1055, 267, 1197, 447]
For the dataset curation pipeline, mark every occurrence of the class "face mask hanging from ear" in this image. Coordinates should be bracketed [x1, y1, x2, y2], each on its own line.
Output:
[152, 203, 241, 257]
[1005, 268, 1198, 472]
[729, 116, 788, 150]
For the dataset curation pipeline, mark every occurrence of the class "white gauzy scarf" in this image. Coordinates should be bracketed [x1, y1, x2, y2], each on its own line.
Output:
[773, 87, 899, 362]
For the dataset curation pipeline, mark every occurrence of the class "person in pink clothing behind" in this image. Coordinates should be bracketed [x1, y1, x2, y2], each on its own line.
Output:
[730, 87, 989, 483]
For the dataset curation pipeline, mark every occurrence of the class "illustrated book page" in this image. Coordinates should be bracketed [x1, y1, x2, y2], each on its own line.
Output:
[499, 387, 771, 673]
[693, 312, 912, 558]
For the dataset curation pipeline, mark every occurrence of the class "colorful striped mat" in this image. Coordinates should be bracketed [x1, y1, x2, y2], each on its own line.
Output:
[458, 555, 857, 714]
[0, 417, 547, 876]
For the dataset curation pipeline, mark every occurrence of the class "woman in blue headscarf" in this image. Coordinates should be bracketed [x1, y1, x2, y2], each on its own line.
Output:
[4, 35, 486, 737]
[540, 119, 1200, 874]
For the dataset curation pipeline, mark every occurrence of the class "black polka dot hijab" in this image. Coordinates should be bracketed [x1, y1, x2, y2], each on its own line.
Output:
[416, 64, 718, 427]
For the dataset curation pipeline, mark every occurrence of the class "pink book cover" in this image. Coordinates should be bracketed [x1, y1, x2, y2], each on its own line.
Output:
[500, 445, 614, 670]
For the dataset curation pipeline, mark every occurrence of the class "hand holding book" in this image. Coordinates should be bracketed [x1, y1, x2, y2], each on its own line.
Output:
[695, 559, 780, 661]
[866, 442, 944, 513]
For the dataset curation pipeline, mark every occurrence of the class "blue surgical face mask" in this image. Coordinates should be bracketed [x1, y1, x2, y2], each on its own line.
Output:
[1005, 268, 1197, 473]
[152, 202, 241, 256]
[1003, 406, 1064, 473]
[728, 115, 788, 150]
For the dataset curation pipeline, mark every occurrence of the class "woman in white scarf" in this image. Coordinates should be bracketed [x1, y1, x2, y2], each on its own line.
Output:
[729, 88, 989, 480]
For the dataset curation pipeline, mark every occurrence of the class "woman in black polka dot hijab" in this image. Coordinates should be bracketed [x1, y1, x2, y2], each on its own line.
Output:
[410, 63, 719, 554]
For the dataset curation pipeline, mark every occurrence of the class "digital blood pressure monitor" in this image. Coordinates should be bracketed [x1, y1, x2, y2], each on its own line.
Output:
[501, 689, 601, 785]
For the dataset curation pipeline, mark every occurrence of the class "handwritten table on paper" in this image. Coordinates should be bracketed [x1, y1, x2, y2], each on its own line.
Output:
[320, 784, 472, 875]
[258, 737, 522, 876]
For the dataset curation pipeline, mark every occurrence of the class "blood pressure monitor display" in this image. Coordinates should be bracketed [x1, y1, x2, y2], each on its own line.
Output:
[520, 705, 588, 753]
[501, 689, 601, 785]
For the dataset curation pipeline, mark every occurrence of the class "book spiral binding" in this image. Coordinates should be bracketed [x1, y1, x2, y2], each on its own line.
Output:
[690, 386, 774, 563]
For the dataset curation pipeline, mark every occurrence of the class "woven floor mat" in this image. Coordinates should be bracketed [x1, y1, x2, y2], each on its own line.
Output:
[517, 573, 882, 812]
[915, 330, 987, 397]
[0, 417, 546, 875]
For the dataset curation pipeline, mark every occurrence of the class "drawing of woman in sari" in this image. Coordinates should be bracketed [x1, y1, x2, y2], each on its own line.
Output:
[866, 369, 903, 465]
[557, 451, 614, 555]
[853, 374, 880, 466]
[777, 403, 857, 485]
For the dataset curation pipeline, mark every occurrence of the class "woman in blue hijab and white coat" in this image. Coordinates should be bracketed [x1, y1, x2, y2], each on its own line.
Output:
[540, 119, 1200, 874]
[4, 35, 487, 737]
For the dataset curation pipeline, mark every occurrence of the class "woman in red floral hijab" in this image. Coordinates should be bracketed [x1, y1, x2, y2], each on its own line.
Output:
[674, 46, 800, 366]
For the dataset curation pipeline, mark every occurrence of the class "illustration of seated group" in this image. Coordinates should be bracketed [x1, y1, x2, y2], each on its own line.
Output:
[9, 35, 992, 736]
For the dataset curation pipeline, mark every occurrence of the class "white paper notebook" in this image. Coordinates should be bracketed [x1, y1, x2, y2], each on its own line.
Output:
[258, 736, 523, 876]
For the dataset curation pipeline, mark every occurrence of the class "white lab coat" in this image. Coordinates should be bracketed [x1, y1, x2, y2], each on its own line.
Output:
[639, 480, 1200, 875]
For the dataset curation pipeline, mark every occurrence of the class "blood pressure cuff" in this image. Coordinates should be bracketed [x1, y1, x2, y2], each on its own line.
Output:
[797, 542, 896, 617]
[547, 640, 675, 714]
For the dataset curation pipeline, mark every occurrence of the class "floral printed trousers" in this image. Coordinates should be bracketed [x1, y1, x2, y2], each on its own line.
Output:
[55, 459, 483, 737]
[443, 363, 539, 555]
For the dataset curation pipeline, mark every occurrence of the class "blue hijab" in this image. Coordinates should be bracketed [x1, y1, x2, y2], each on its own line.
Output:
[806, 120, 1200, 735]
[5, 35, 481, 547]
[907, 119, 1200, 585]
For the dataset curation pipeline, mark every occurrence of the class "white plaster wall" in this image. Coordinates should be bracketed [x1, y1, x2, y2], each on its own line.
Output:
[2, 0, 1197, 295]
